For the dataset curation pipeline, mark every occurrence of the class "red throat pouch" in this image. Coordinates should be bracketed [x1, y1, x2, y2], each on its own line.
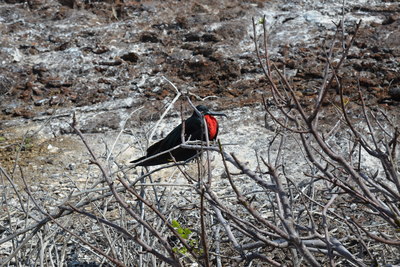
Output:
[204, 115, 218, 140]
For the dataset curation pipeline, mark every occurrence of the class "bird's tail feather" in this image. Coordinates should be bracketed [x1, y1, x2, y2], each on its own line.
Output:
[131, 156, 146, 165]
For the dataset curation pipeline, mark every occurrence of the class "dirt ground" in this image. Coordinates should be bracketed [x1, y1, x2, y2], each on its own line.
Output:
[1, 0, 399, 170]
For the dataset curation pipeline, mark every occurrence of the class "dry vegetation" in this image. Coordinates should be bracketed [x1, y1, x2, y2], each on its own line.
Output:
[1, 18, 399, 267]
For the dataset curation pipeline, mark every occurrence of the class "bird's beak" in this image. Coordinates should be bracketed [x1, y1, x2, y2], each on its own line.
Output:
[206, 111, 227, 117]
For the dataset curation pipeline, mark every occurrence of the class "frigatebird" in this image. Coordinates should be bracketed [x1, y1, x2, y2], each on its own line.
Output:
[131, 105, 226, 166]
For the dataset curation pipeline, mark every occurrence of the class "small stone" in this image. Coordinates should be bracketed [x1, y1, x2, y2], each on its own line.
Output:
[139, 32, 160, 43]
[92, 45, 109, 54]
[388, 86, 400, 101]
[47, 144, 60, 153]
[121, 52, 139, 63]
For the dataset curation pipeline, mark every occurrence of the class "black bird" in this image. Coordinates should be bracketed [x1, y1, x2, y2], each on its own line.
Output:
[131, 105, 226, 166]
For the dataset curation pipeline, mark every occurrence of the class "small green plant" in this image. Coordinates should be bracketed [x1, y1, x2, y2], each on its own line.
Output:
[171, 220, 202, 255]
[21, 137, 33, 151]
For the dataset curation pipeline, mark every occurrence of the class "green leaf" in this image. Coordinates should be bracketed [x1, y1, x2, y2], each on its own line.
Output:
[171, 220, 180, 228]
[190, 239, 199, 246]
[179, 247, 187, 254]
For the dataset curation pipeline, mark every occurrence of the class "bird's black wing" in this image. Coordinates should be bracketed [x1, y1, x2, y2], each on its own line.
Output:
[131, 124, 184, 166]
[183, 116, 203, 141]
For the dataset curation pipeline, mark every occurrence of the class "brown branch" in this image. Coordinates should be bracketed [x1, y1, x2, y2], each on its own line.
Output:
[71, 121, 183, 266]
[66, 205, 177, 265]
[20, 166, 126, 266]
[117, 176, 196, 264]
[351, 219, 400, 246]
[308, 20, 362, 123]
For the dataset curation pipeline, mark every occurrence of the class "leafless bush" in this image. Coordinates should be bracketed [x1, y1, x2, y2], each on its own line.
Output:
[1, 17, 399, 267]
[205, 17, 400, 266]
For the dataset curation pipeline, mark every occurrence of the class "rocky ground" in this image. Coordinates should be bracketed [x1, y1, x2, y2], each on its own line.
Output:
[1, 0, 399, 178]
[0, 0, 400, 265]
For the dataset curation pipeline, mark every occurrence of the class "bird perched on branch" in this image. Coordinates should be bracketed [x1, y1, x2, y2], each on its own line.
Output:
[131, 105, 226, 167]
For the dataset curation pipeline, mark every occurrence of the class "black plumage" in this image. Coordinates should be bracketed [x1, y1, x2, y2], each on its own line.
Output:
[131, 105, 226, 166]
